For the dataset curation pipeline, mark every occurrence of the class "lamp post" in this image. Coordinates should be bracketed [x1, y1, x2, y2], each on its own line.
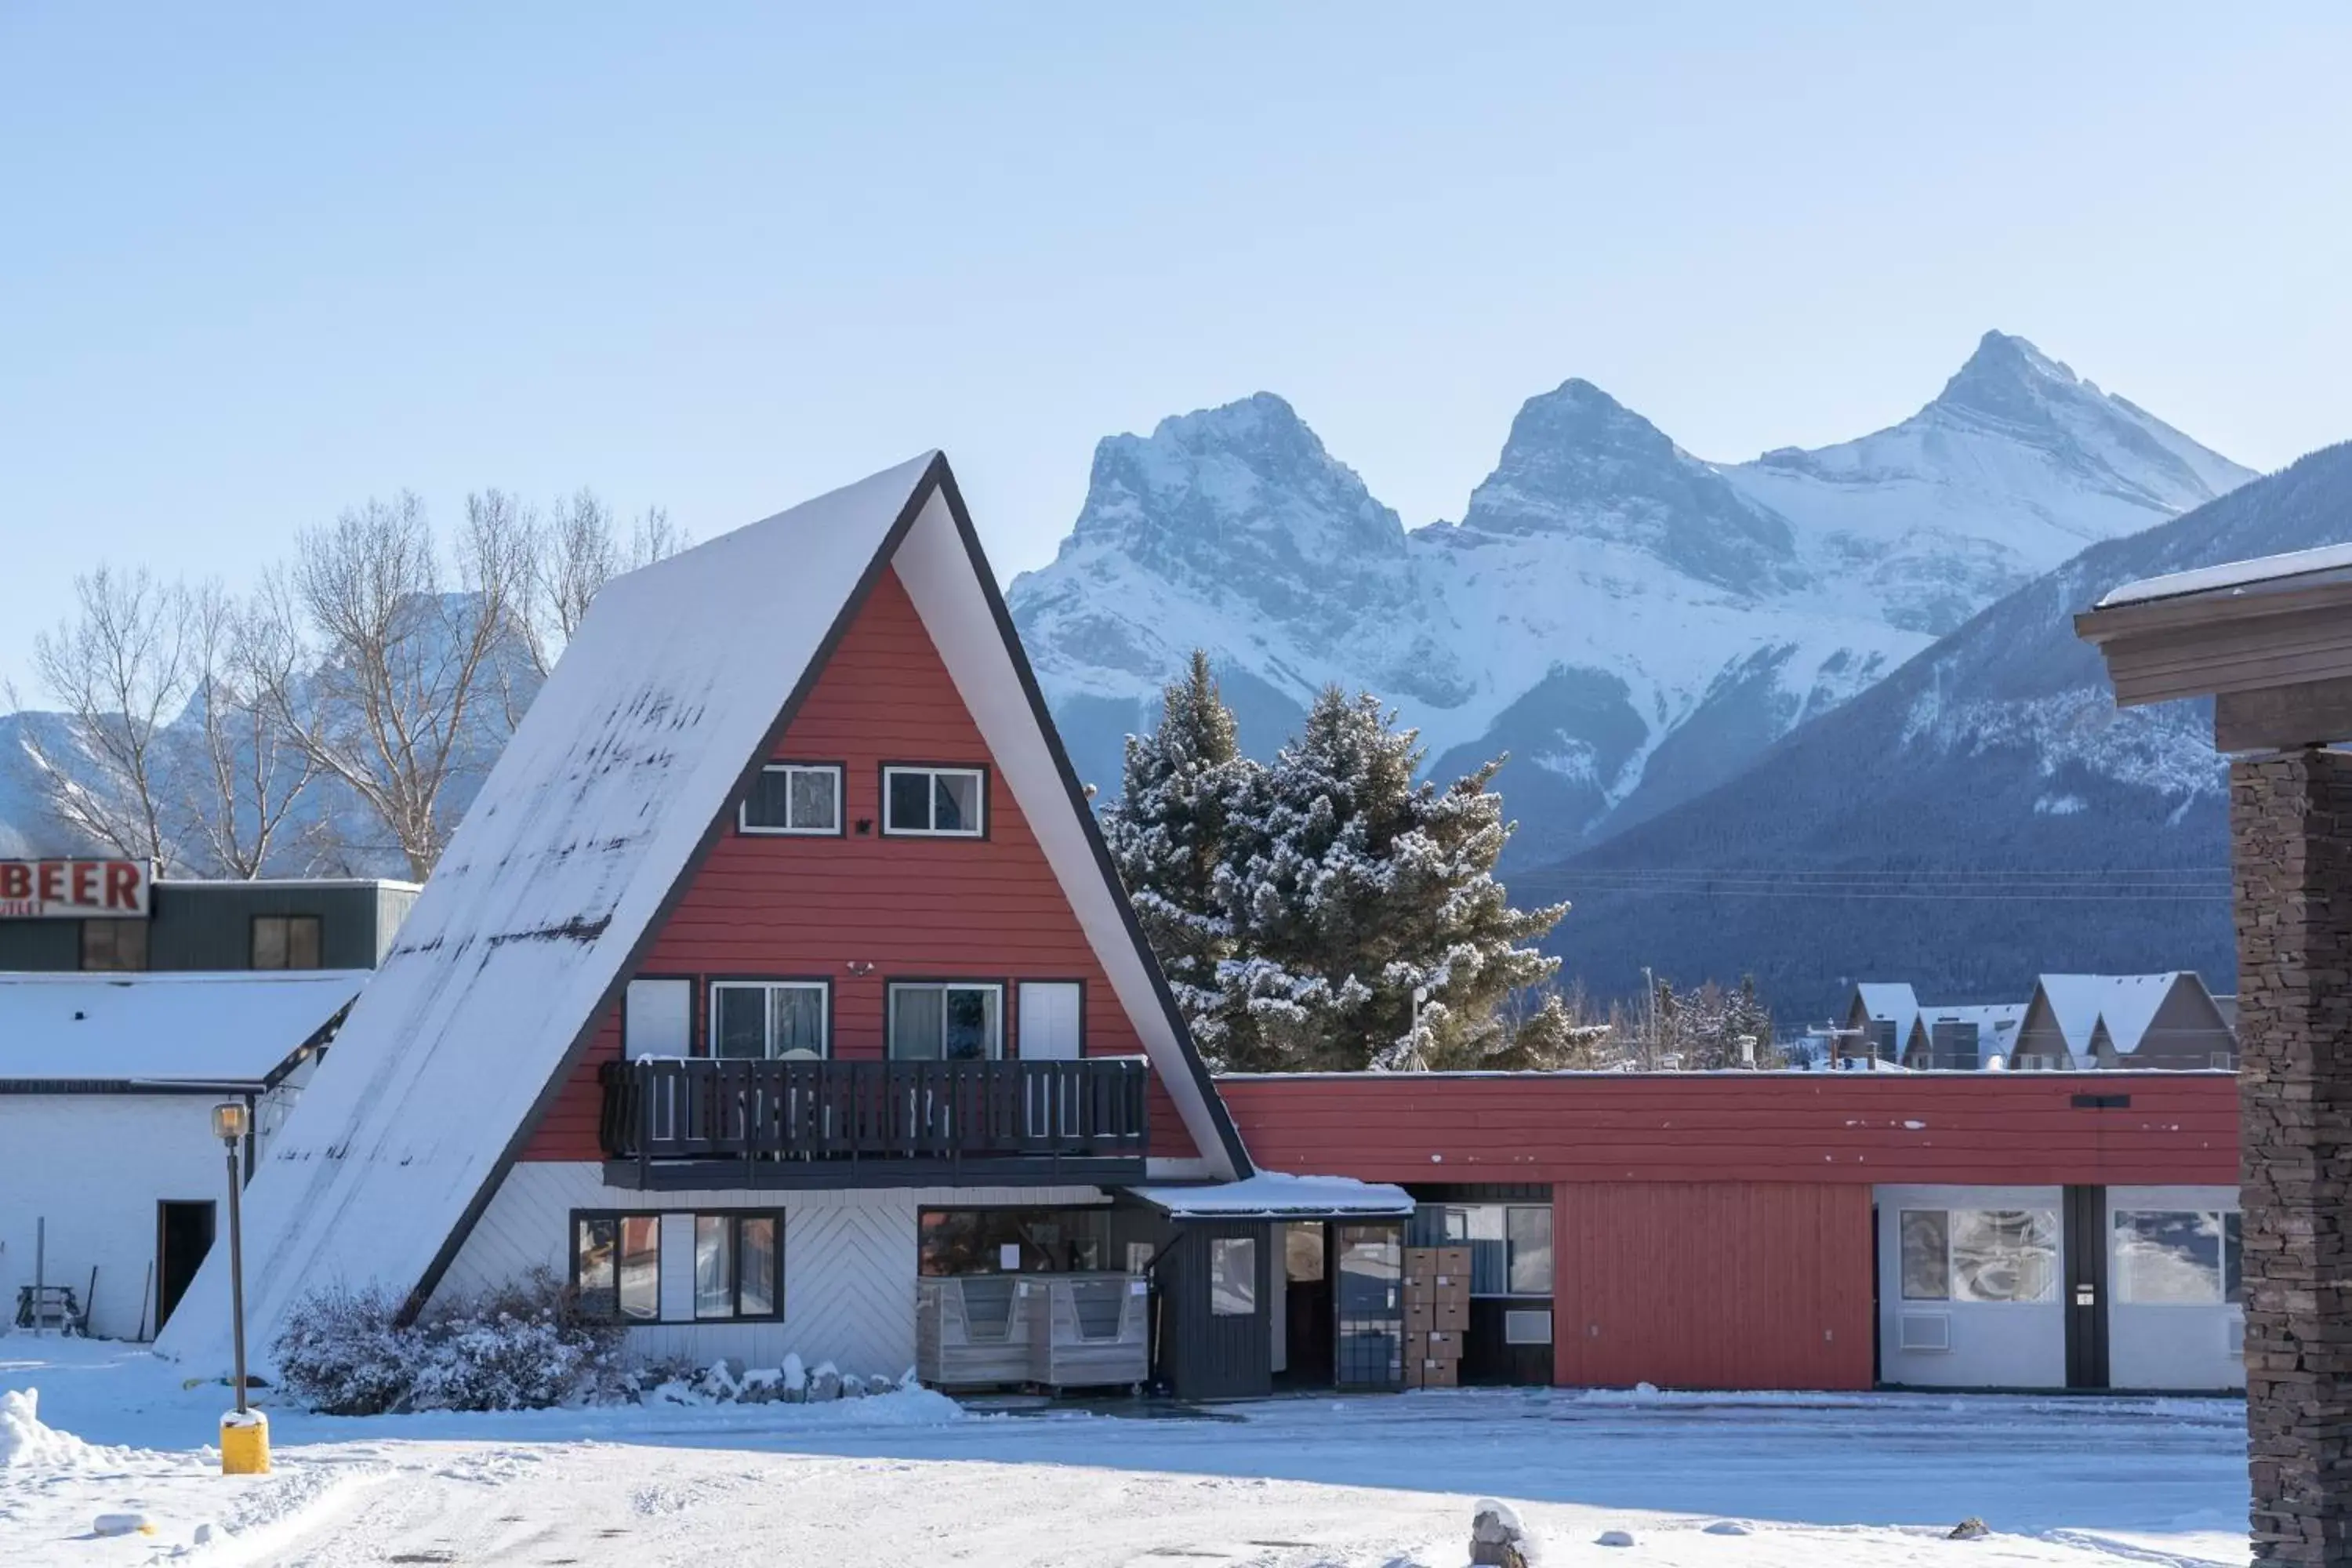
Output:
[210, 1102, 268, 1475]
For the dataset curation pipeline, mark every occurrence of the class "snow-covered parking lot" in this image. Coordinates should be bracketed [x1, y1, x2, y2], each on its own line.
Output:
[3, 1338, 2247, 1567]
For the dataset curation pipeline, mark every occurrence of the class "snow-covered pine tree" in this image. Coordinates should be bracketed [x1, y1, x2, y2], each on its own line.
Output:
[1100, 652, 1250, 1066]
[1217, 686, 1568, 1073]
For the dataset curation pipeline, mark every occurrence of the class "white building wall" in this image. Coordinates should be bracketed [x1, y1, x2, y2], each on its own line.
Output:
[2107, 1183, 2244, 1393]
[432, 1163, 1107, 1377]
[1875, 1184, 2067, 1389]
[0, 1094, 230, 1341]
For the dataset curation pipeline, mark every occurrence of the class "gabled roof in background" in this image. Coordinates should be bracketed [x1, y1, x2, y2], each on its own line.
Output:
[1852, 982, 1920, 1041]
[0, 971, 362, 1090]
[156, 452, 1250, 1372]
[2031, 972, 2201, 1058]
[1916, 1003, 2026, 1055]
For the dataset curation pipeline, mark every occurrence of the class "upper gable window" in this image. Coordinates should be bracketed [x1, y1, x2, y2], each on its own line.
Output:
[740, 764, 842, 837]
[882, 765, 985, 837]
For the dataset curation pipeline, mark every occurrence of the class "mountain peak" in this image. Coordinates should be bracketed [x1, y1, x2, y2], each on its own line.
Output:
[1929, 330, 2090, 424]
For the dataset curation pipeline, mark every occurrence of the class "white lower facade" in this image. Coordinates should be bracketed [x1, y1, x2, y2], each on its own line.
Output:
[0, 1094, 240, 1341]
[430, 1162, 1107, 1377]
[1874, 1181, 2242, 1392]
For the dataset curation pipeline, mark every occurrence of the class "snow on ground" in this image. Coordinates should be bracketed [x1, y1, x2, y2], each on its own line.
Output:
[3, 1334, 2248, 1567]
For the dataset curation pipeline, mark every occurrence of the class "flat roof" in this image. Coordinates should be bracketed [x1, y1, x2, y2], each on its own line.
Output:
[0, 970, 365, 1089]
[2097, 541, 2352, 609]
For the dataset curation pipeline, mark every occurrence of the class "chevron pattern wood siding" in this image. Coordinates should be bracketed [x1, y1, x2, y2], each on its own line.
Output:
[435, 1164, 1109, 1376]
[524, 568, 1200, 1164]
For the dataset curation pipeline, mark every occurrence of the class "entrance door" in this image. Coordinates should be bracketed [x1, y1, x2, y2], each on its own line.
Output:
[1279, 1222, 1334, 1386]
[155, 1200, 216, 1336]
[1333, 1221, 1405, 1388]
[2063, 1185, 2110, 1389]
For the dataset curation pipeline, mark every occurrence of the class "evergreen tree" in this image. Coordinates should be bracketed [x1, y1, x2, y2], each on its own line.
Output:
[1099, 652, 1249, 1065]
[1216, 686, 1568, 1072]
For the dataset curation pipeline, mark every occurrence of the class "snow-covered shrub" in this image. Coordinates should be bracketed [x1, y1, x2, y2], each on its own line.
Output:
[270, 1284, 416, 1416]
[274, 1271, 621, 1415]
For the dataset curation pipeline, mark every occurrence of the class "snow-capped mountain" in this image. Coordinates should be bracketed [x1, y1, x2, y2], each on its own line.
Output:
[1519, 440, 2352, 1021]
[1009, 333, 2252, 866]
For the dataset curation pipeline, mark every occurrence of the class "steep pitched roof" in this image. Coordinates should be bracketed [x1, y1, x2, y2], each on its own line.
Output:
[1915, 1002, 2026, 1062]
[2031, 973, 2196, 1058]
[1852, 982, 1920, 1042]
[156, 453, 1250, 1370]
[0, 971, 361, 1090]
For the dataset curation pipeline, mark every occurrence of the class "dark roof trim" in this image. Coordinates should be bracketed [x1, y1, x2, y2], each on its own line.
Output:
[0, 1079, 270, 1095]
[401, 459, 949, 1322]
[927, 461, 1254, 1181]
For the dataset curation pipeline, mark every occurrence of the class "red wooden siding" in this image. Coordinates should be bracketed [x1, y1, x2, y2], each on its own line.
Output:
[524, 567, 1197, 1162]
[1552, 1183, 1874, 1390]
[1218, 1072, 2236, 1188]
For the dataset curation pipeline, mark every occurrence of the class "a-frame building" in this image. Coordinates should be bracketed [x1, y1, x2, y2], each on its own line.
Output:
[157, 454, 1408, 1393]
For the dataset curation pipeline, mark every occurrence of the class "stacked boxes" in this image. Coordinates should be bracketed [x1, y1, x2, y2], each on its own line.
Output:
[1403, 1245, 1471, 1388]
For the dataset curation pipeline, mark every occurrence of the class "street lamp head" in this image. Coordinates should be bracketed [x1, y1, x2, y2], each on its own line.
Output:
[211, 1102, 250, 1143]
[1412, 985, 1429, 1005]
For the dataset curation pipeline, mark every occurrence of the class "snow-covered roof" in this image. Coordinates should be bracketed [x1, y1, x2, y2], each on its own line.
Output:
[1852, 982, 1919, 1041]
[2096, 541, 2352, 609]
[1918, 1003, 2025, 1042]
[156, 452, 1247, 1374]
[1127, 1173, 1414, 1220]
[0, 971, 362, 1089]
[2031, 973, 2196, 1057]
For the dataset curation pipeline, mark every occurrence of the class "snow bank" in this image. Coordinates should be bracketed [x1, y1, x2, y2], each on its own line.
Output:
[0, 1388, 134, 1471]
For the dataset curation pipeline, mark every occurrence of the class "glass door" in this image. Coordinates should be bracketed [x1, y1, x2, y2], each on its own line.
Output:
[1332, 1221, 1405, 1388]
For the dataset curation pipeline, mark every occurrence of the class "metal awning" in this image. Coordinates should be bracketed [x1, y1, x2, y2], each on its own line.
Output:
[1121, 1171, 1415, 1222]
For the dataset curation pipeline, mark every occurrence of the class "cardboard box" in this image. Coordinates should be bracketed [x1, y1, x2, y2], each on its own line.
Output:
[1415, 1356, 1460, 1388]
[1422, 1328, 1463, 1359]
[1433, 1298, 1469, 1334]
[1406, 1247, 1441, 1282]
[1404, 1298, 1435, 1334]
[1433, 1245, 1472, 1276]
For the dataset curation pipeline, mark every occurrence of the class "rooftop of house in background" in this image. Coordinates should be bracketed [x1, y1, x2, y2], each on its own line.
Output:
[0, 867, 419, 974]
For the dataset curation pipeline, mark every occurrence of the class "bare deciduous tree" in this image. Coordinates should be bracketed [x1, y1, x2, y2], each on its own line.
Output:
[519, 491, 686, 680]
[175, 582, 321, 878]
[17, 566, 196, 868]
[260, 491, 533, 880]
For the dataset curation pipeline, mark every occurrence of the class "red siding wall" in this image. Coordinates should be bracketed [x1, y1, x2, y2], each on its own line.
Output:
[1218, 1072, 2236, 1187]
[524, 568, 1198, 1162]
[1552, 1183, 1875, 1390]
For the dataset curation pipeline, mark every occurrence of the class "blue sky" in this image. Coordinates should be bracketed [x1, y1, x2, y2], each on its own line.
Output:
[3, 4, 2345, 695]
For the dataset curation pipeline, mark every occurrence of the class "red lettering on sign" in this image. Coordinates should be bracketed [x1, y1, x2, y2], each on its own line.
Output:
[106, 862, 140, 911]
[0, 863, 25, 901]
[71, 862, 96, 905]
[38, 863, 64, 903]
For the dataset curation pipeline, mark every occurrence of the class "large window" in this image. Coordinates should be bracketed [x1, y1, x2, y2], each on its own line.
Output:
[1900, 1208, 2059, 1303]
[917, 1207, 1114, 1276]
[1421, 1203, 1555, 1295]
[252, 914, 323, 970]
[710, 981, 829, 1059]
[881, 765, 985, 837]
[2115, 1210, 2243, 1305]
[740, 764, 842, 837]
[574, 1211, 780, 1323]
[80, 918, 148, 972]
[888, 982, 1003, 1060]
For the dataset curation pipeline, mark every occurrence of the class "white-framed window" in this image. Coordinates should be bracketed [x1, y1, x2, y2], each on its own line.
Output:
[887, 982, 1004, 1060]
[2114, 1210, 2242, 1305]
[1899, 1208, 2059, 1303]
[740, 763, 843, 836]
[882, 765, 985, 837]
[710, 981, 829, 1059]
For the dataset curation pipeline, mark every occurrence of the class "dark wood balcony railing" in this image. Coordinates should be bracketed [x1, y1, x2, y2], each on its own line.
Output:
[598, 1055, 1150, 1188]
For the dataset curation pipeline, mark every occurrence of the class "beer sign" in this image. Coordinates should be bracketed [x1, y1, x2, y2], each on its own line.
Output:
[0, 858, 154, 919]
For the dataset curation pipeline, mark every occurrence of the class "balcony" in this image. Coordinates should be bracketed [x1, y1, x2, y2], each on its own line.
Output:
[598, 1055, 1151, 1189]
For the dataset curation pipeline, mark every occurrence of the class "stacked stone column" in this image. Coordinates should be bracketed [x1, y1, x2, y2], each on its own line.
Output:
[2235, 747, 2352, 1565]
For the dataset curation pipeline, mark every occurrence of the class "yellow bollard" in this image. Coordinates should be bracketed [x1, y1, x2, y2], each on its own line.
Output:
[219, 1410, 270, 1475]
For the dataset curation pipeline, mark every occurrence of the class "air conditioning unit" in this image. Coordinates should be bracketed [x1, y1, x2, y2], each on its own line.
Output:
[1504, 1308, 1554, 1346]
[2227, 1315, 2246, 1358]
[1897, 1312, 1953, 1353]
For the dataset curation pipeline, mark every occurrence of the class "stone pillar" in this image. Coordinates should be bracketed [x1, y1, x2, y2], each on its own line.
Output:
[2235, 747, 2352, 1565]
